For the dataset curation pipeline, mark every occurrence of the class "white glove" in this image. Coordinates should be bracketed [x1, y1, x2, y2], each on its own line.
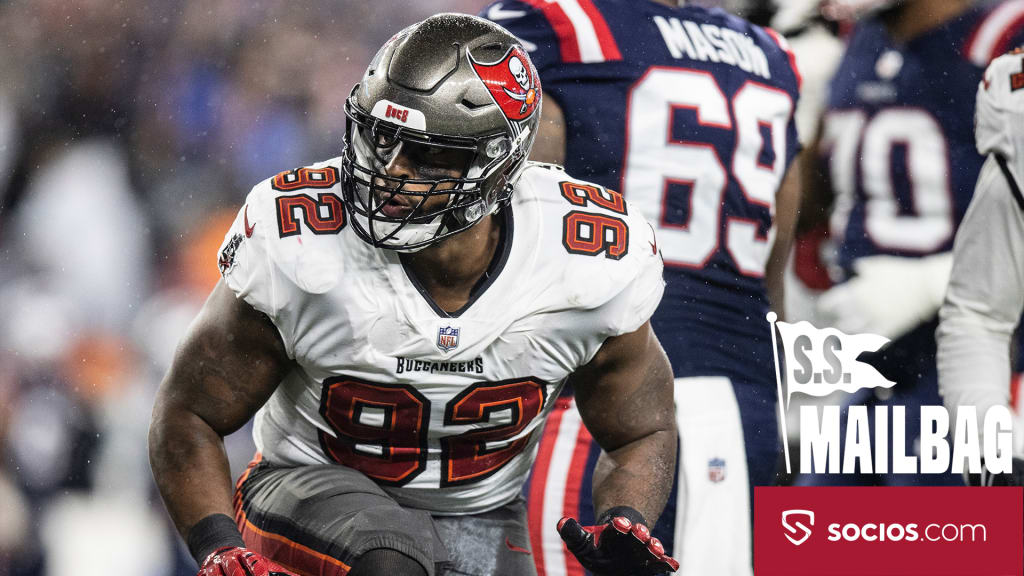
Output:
[816, 253, 953, 340]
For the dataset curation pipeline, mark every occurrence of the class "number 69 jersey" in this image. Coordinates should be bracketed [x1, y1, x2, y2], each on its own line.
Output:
[488, 0, 800, 383]
[216, 159, 664, 515]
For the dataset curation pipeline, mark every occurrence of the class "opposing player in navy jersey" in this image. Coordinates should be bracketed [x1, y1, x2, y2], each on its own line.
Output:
[483, 1, 803, 574]
[804, 0, 1024, 486]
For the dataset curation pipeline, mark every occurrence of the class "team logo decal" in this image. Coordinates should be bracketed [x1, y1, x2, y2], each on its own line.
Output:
[369, 99, 428, 131]
[218, 233, 244, 275]
[469, 46, 541, 121]
[708, 457, 726, 483]
[437, 325, 460, 353]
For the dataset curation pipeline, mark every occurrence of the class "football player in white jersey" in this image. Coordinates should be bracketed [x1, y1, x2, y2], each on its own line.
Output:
[937, 47, 1024, 486]
[149, 14, 678, 576]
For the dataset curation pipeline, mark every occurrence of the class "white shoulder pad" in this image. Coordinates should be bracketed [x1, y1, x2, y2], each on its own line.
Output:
[977, 50, 1024, 183]
[217, 158, 348, 319]
[515, 163, 665, 336]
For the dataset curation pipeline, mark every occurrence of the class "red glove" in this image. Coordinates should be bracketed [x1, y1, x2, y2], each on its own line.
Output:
[197, 546, 298, 576]
[557, 513, 679, 575]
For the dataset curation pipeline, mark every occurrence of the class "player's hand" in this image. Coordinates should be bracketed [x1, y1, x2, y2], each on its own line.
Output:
[964, 457, 1024, 486]
[197, 546, 297, 576]
[557, 513, 679, 575]
[817, 253, 952, 340]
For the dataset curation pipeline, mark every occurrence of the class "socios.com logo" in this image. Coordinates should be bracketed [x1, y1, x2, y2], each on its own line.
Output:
[782, 509, 815, 546]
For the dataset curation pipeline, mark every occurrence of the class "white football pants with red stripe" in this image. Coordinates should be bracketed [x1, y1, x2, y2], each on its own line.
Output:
[527, 377, 754, 576]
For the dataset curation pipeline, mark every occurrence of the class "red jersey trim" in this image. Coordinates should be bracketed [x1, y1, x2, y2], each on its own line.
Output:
[521, 0, 622, 63]
[765, 27, 803, 93]
[966, 0, 1024, 67]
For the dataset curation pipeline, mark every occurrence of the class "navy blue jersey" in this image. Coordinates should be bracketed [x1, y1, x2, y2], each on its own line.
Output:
[825, 1, 1024, 272]
[483, 0, 801, 383]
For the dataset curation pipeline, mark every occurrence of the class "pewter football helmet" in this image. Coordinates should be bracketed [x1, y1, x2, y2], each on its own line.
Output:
[341, 13, 542, 251]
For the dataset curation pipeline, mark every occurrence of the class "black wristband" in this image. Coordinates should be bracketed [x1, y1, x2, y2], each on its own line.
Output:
[596, 505, 647, 528]
[187, 513, 246, 567]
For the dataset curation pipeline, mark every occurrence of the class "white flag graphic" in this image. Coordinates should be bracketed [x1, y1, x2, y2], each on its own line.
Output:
[774, 319, 896, 406]
[766, 312, 896, 474]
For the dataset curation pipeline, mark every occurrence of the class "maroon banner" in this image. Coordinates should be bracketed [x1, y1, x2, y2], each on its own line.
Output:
[754, 487, 1023, 575]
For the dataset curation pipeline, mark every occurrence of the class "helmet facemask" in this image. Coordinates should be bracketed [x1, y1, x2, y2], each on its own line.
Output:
[341, 95, 521, 252]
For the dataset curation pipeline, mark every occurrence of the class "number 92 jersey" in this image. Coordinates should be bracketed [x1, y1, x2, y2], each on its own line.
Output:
[487, 0, 801, 383]
[216, 159, 664, 515]
[824, 1, 1024, 273]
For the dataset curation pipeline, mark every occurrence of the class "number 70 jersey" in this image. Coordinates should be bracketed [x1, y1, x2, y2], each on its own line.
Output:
[487, 0, 801, 381]
[824, 2, 1024, 273]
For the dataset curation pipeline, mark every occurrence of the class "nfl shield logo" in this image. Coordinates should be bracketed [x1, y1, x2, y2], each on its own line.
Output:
[708, 457, 726, 483]
[437, 326, 460, 353]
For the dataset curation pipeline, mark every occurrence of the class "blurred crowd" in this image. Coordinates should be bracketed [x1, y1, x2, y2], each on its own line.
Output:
[0, 1, 529, 575]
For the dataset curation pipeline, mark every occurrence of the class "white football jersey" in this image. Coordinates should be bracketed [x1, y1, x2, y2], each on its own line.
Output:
[217, 159, 664, 515]
[938, 49, 1024, 449]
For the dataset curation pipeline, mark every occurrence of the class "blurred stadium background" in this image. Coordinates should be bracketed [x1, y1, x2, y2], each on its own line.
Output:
[0, 1, 752, 575]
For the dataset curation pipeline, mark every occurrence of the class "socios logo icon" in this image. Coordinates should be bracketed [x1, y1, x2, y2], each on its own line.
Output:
[782, 509, 815, 546]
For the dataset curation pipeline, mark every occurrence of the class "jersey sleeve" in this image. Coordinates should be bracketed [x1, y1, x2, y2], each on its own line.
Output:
[966, 0, 1024, 68]
[479, 0, 563, 74]
[976, 49, 1024, 184]
[936, 155, 1024, 425]
[216, 177, 314, 360]
[778, 25, 844, 145]
[218, 186, 280, 322]
[519, 163, 665, 339]
[592, 206, 666, 338]
[761, 26, 804, 166]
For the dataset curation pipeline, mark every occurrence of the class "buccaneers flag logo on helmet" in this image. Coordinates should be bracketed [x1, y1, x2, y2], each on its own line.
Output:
[469, 46, 541, 122]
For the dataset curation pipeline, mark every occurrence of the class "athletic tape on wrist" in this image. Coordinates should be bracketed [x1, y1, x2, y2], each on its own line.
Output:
[187, 513, 246, 566]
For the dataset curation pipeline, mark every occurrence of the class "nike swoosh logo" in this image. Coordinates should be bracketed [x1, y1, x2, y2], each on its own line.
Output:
[244, 205, 256, 238]
[505, 537, 531, 555]
[647, 222, 659, 255]
[488, 3, 527, 20]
